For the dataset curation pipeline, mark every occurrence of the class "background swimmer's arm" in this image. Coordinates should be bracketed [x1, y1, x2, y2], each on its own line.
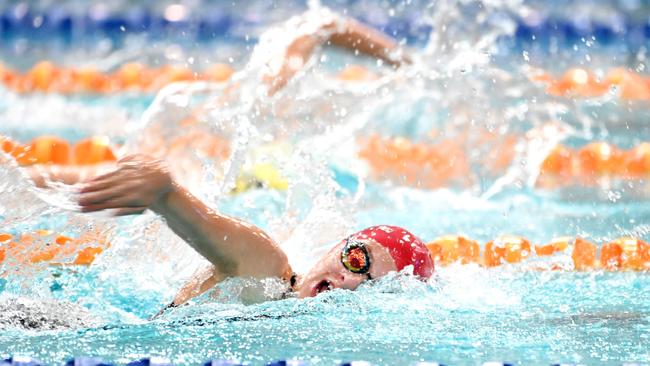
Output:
[265, 35, 321, 95]
[327, 17, 408, 67]
[265, 14, 408, 95]
[77, 155, 292, 282]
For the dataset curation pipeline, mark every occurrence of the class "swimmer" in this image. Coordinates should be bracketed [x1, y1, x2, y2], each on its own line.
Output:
[19, 155, 434, 311]
[73, 155, 433, 305]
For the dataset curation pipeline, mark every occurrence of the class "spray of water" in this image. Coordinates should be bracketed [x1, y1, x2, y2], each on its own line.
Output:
[0, 0, 646, 330]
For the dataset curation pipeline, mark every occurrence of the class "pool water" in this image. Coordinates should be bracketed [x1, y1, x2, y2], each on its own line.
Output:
[1, 0, 650, 365]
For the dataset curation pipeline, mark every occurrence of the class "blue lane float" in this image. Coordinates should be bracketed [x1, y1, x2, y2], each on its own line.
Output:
[202, 361, 244, 366]
[64, 358, 115, 366]
[125, 359, 174, 366]
[1, 357, 45, 366]
[1, 3, 649, 46]
[2, 359, 648, 366]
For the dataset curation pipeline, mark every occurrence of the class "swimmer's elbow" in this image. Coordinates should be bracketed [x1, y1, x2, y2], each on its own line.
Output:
[236, 237, 292, 280]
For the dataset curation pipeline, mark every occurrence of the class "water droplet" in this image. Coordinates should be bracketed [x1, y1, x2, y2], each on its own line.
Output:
[607, 190, 622, 203]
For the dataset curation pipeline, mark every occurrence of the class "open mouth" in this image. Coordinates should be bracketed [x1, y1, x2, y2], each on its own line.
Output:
[314, 280, 333, 295]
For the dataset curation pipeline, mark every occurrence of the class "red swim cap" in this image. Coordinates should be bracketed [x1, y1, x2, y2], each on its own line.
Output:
[349, 225, 434, 279]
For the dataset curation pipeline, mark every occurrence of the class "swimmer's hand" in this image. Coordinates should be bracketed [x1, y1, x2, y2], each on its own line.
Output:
[78, 155, 174, 216]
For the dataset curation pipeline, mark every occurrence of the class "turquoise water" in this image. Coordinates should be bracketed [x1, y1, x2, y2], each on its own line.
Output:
[1, 180, 649, 364]
[2, 265, 649, 365]
[2, 1, 650, 365]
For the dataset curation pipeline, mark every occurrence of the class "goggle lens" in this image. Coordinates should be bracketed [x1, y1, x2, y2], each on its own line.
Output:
[341, 240, 371, 274]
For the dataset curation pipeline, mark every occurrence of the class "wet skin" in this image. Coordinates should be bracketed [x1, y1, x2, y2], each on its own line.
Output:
[297, 237, 398, 298]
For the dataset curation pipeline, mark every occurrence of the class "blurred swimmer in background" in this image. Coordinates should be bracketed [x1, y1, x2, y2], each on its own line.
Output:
[18, 6, 410, 191]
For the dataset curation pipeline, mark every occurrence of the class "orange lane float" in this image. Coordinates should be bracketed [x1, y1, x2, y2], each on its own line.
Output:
[571, 237, 598, 270]
[360, 135, 650, 189]
[1, 135, 117, 166]
[0, 230, 110, 267]
[534, 236, 570, 256]
[359, 134, 471, 188]
[532, 67, 650, 101]
[623, 143, 650, 179]
[575, 142, 624, 177]
[544, 68, 610, 98]
[1, 228, 647, 271]
[426, 235, 480, 265]
[484, 236, 532, 267]
[0, 61, 235, 94]
[30, 136, 71, 165]
[600, 237, 650, 271]
[426, 235, 649, 271]
[537, 141, 650, 188]
[1, 136, 36, 165]
[72, 136, 117, 165]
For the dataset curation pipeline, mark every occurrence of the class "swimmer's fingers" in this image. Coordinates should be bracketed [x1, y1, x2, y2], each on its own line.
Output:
[79, 195, 147, 212]
[79, 171, 122, 193]
[80, 166, 144, 194]
[80, 178, 118, 194]
[113, 207, 148, 216]
[117, 154, 148, 164]
[78, 184, 131, 207]
[79, 180, 159, 209]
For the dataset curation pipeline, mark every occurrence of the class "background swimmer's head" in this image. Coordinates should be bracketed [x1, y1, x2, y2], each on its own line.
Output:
[297, 225, 434, 298]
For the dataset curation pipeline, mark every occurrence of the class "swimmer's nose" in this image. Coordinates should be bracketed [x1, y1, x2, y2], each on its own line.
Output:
[339, 273, 365, 290]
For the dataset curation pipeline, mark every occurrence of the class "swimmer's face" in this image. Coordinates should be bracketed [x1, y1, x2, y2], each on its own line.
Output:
[297, 237, 397, 298]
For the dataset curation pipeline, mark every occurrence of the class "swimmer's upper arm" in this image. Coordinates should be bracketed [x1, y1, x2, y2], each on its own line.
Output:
[151, 184, 293, 282]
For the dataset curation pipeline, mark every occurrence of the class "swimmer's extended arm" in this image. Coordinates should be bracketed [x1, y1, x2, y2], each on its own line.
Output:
[77, 155, 292, 281]
[266, 13, 408, 94]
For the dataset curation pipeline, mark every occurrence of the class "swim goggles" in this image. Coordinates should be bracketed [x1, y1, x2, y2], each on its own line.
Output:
[341, 238, 372, 279]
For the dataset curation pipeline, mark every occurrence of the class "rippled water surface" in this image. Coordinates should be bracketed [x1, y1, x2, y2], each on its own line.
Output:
[1, 0, 650, 364]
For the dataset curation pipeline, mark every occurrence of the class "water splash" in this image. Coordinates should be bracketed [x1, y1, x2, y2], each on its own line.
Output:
[0, 3, 649, 353]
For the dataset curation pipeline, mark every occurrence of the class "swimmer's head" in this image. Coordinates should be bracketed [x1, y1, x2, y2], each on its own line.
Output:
[297, 225, 434, 298]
